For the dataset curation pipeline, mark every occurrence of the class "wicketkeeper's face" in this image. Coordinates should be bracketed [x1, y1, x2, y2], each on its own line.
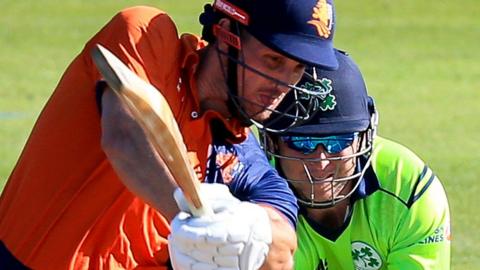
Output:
[276, 136, 359, 202]
[235, 32, 305, 122]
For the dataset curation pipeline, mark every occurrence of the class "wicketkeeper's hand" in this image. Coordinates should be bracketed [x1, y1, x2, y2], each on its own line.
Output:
[168, 183, 272, 270]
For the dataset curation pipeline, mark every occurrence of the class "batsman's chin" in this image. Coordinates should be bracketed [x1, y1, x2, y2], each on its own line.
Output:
[246, 104, 278, 123]
[251, 111, 274, 123]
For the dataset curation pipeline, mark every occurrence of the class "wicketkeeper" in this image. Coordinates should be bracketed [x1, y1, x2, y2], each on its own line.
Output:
[257, 49, 451, 269]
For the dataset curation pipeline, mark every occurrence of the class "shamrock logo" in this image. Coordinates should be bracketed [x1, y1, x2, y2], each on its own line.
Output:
[298, 77, 336, 112]
[351, 242, 382, 270]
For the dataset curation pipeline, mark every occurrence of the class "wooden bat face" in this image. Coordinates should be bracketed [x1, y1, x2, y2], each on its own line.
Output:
[91, 44, 211, 217]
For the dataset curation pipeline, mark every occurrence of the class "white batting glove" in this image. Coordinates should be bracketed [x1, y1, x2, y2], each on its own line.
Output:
[168, 183, 272, 270]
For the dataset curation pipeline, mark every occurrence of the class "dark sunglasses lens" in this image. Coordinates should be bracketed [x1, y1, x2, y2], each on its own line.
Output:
[323, 139, 353, 154]
[285, 138, 317, 154]
[282, 134, 357, 155]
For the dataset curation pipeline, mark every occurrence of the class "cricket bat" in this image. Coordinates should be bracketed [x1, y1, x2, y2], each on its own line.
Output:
[91, 44, 212, 217]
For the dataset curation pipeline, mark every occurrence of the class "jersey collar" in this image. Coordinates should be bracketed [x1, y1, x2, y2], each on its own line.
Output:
[180, 34, 248, 143]
[350, 155, 380, 203]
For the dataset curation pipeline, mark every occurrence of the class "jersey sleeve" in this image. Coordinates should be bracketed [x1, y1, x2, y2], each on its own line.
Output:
[386, 172, 451, 269]
[227, 131, 299, 227]
[83, 6, 184, 114]
[372, 138, 451, 269]
[289, 137, 451, 270]
[86, 5, 180, 79]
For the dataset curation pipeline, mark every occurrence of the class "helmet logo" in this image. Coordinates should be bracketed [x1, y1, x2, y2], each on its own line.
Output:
[300, 78, 336, 111]
[308, 0, 333, 38]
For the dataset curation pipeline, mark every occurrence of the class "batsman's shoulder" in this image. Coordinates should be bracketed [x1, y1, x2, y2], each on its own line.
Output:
[119, 5, 169, 20]
[113, 6, 177, 35]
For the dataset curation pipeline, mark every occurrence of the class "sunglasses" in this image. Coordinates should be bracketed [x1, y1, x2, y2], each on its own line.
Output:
[280, 133, 359, 155]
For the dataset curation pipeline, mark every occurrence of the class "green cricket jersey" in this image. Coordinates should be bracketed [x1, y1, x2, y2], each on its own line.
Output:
[294, 136, 451, 270]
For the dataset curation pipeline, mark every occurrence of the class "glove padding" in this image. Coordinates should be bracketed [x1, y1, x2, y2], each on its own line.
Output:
[169, 183, 272, 270]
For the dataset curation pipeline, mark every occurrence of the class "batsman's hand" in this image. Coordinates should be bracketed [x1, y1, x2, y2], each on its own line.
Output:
[168, 183, 272, 270]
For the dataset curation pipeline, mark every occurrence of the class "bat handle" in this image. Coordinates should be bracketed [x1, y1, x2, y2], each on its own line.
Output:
[190, 204, 213, 217]
[173, 187, 214, 217]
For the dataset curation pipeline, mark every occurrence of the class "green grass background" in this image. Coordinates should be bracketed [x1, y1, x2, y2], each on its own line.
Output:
[1, 0, 478, 268]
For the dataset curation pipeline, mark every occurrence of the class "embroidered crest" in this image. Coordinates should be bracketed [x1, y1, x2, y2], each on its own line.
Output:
[299, 78, 336, 111]
[351, 242, 382, 270]
[308, 0, 333, 38]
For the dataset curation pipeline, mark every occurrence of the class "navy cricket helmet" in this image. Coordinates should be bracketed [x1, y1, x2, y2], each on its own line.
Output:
[262, 49, 379, 208]
[202, 0, 338, 69]
[198, 0, 340, 131]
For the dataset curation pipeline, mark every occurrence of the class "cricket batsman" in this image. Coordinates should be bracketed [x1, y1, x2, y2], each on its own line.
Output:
[0, 0, 338, 269]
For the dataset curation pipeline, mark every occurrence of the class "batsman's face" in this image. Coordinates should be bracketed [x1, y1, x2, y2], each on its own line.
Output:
[236, 34, 305, 122]
[277, 139, 358, 202]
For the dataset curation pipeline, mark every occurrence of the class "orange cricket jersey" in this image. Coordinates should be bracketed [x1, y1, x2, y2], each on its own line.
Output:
[0, 6, 247, 270]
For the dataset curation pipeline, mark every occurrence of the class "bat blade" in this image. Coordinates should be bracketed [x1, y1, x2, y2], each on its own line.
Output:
[91, 44, 211, 217]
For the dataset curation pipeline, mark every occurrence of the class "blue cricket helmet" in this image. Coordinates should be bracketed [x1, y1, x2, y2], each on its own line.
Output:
[262, 49, 378, 209]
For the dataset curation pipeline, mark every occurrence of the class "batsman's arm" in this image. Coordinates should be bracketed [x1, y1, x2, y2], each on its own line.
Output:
[260, 207, 296, 270]
[227, 133, 299, 269]
[100, 85, 179, 220]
